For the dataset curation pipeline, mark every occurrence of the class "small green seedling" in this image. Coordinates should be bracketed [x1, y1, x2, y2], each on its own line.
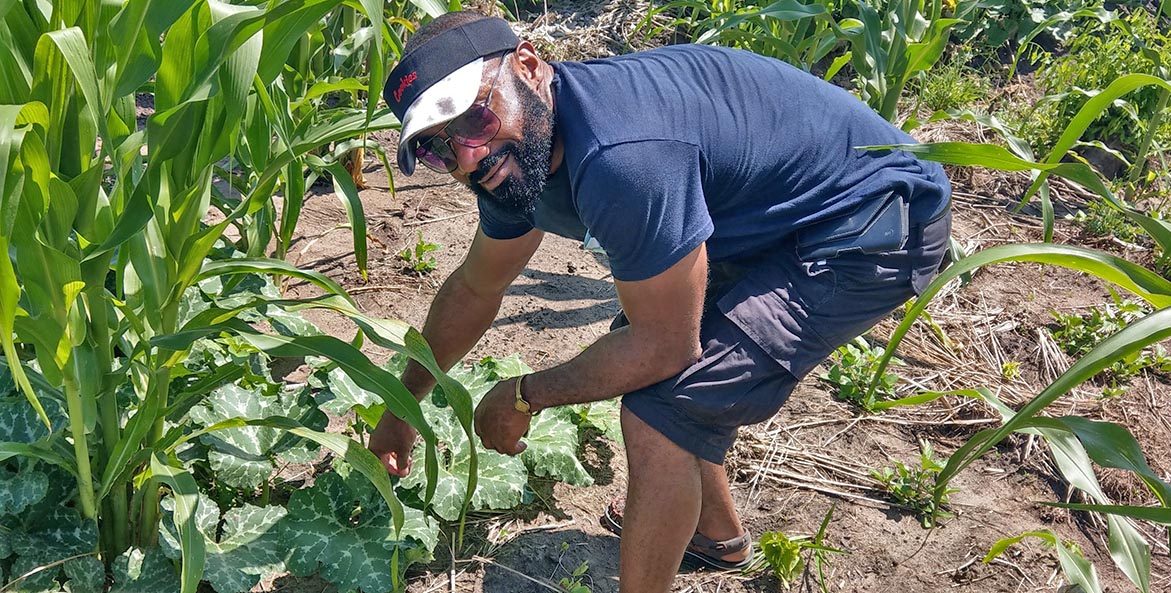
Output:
[1000, 361, 1021, 380]
[555, 542, 592, 593]
[748, 506, 844, 591]
[872, 440, 957, 527]
[820, 336, 904, 413]
[398, 231, 440, 274]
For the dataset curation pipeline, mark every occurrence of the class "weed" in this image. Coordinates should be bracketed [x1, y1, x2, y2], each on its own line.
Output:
[820, 337, 904, 413]
[398, 231, 441, 274]
[1031, 9, 1171, 156]
[872, 440, 957, 527]
[1073, 198, 1146, 245]
[554, 542, 592, 593]
[915, 48, 992, 112]
[1000, 361, 1021, 380]
[1049, 297, 1169, 395]
[749, 507, 845, 591]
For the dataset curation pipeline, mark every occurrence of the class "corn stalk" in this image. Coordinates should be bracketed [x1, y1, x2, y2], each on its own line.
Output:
[0, 1, 470, 591]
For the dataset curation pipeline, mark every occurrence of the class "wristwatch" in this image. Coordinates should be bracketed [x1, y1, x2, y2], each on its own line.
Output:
[513, 375, 537, 416]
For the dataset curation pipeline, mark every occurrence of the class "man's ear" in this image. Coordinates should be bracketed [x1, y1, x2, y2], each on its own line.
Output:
[512, 41, 545, 85]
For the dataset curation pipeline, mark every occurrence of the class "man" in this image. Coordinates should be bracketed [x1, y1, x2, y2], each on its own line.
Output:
[369, 11, 951, 592]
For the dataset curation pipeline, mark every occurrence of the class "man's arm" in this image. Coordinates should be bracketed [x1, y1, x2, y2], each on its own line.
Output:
[370, 226, 542, 474]
[474, 243, 708, 454]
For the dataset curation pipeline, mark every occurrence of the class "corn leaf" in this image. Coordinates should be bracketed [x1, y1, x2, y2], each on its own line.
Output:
[985, 530, 1102, 593]
[147, 454, 205, 593]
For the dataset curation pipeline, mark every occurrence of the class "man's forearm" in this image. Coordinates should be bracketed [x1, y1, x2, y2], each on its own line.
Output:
[400, 266, 504, 398]
[523, 324, 698, 412]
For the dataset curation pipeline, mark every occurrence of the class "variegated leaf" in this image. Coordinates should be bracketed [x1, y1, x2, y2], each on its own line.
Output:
[281, 470, 436, 593]
[0, 468, 47, 516]
[0, 394, 67, 443]
[187, 384, 326, 489]
[109, 547, 180, 593]
[6, 508, 98, 593]
[160, 495, 287, 593]
[524, 410, 592, 487]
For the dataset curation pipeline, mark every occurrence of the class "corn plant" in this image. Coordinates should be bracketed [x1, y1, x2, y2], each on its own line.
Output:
[225, 0, 451, 276]
[0, 1, 476, 592]
[832, 0, 963, 122]
[636, 0, 840, 72]
[857, 75, 1171, 592]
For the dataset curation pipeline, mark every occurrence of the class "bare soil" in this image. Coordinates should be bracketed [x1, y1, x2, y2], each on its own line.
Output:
[263, 6, 1171, 593]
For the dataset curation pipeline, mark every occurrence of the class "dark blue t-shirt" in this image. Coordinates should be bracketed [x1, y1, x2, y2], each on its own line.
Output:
[478, 45, 950, 282]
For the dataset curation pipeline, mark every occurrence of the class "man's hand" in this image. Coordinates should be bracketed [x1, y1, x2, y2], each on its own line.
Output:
[474, 378, 532, 455]
[368, 411, 419, 477]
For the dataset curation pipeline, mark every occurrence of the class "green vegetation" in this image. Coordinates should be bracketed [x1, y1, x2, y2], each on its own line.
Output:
[821, 337, 904, 413]
[1030, 9, 1171, 158]
[398, 231, 442, 274]
[748, 507, 843, 591]
[872, 440, 956, 527]
[1050, 299, 1171, 395]
[913, 48, 991, 112]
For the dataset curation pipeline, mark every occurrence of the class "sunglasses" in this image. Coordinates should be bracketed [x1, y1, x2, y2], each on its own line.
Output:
[414, 52, 511, 174]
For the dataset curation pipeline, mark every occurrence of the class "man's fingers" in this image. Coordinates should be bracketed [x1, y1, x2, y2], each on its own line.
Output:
[510, 440, 527, 456]
[384, 452, 411, 477]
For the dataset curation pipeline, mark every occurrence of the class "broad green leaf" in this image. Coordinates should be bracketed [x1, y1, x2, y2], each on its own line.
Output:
[160, 495, 287, 593]
[0, 468, 47, 516]
[187, 384, 325, 489]
[7, 508, 99, 593]
[571, 399, 623, 446]
[319, 365, 386, 424]
[400, 379, 527, 520]
[0, 393, 66, 443]
[62, 555, 104, 593]
[1058, 417, 1171, 505]
[109, 547, 180, 593]
[165, 414, 415, 549]
[524, 410, 592, 487]
[281, 470, 435, 593]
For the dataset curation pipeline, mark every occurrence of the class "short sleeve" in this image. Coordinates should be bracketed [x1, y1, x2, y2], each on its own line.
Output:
[477, 195, 534, 240]
[575, 140, 713, 281]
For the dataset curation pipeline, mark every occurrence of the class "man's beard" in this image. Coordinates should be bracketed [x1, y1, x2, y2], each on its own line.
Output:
[468, 78, 554, 217]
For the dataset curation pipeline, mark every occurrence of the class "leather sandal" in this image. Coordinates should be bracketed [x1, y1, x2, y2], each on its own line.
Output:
[600, 497, 753, 571]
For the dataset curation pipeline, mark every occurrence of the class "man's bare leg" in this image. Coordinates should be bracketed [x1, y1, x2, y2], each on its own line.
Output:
[697, 461, 750, 562]
[619, 407, 702, 593]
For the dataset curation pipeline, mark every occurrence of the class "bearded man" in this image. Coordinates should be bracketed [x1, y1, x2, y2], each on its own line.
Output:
[369, 11, 951, 592]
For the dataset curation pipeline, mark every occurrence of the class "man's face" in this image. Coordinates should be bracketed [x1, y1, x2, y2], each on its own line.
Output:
[420, 54, 555, 216]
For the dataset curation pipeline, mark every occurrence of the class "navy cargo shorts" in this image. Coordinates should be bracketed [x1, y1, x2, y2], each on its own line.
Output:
[620, 204, 952, 464]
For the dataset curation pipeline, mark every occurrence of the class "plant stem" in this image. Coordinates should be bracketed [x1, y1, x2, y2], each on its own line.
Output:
[139, 302, 179, 547]
[63, 362, 98, 521]
[88, 282, 131, 557]
[1129, 87, 1169, 183]
[137, 364, 171, 547]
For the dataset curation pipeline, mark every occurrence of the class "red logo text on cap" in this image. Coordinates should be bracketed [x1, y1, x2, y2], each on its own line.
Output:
[393, 72, 418, 103]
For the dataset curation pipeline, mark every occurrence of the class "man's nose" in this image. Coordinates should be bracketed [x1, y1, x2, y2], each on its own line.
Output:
[452, 141, 489, 176]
